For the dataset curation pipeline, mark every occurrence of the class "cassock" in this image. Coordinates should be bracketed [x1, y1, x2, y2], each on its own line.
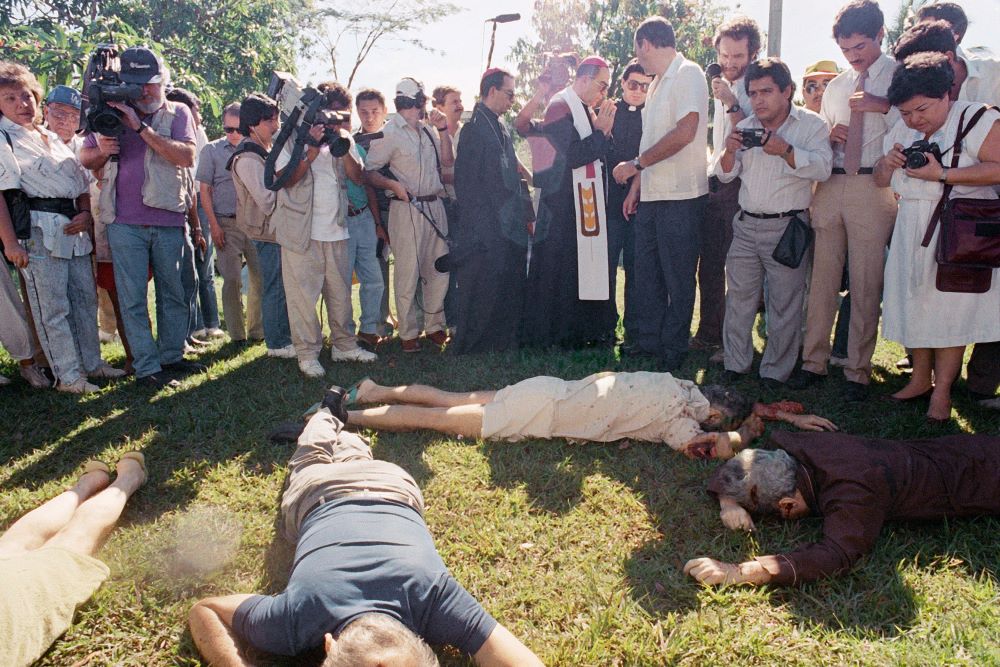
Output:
[450, 102, 529, 353]
[606, 99, 644, 340]
[521, 93, 614, 349]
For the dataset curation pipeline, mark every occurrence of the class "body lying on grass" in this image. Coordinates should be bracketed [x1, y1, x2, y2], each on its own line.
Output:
[190, 391, 542, 667]
[684, 431, 1000, 586]
[344, 372, 837, 459]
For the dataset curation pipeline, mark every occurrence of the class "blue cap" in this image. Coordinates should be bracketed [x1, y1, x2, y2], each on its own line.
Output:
[45, 85, 82, 109]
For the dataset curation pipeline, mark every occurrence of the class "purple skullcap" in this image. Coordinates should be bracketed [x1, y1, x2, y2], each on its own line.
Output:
[579, 56, 610, 70]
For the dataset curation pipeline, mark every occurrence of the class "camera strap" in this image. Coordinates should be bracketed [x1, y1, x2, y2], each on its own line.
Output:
[921, 104, 996, 248]
[405, 198, 450, 244]
[264, 93, 326, 191]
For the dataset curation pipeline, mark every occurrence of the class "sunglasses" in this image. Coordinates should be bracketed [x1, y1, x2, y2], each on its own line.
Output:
[223, 126, 240, 134]
[804, 80, 831, 94]
[499, 88, 515, 100]
[396, 97, 425, 110]
[625, 80, 649, 92]
[595, 80, 609, 93]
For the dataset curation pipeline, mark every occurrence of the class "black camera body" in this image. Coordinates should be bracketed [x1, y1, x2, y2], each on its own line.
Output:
[739, 127, 768, 148]
[268, 72, 352, 156]
[83, 45, 143, 137]
[902, 140, 943, 169]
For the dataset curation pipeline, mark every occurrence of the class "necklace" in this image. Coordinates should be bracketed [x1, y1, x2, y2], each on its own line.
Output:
[477, 106, 510, 172]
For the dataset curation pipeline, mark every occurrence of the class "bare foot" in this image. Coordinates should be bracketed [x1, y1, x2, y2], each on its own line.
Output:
[927, 390, 952, 421]
[891, 380, 934, 400]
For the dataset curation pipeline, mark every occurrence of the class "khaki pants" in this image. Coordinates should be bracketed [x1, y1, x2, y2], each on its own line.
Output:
[387, 199, 449, 340]
[0, 263, 37, 360]
[214, 216, 263, 341]
[802, 174, 897, 384]
[281, 238, 358, 361]
[280, 409, 424, 543]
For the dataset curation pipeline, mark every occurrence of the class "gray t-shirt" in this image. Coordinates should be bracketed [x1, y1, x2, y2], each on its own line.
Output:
[195, 136, 238, 217]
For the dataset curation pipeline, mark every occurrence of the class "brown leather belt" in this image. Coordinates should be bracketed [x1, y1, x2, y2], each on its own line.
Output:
[741, 208, 804, 220]
[413, 194, 438, 202]
[347, 205, 368, 217]
[832, 167, 874, 175]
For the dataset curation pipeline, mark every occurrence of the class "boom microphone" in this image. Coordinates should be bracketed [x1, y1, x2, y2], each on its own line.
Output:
[488, 13, 521, 23]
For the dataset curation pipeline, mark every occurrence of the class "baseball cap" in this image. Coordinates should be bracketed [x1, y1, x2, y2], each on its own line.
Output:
[803, 60, 840, 79]
[119, 47, 165, 84]
[45, 85, 82, 109]
[395, 77, 425, 100]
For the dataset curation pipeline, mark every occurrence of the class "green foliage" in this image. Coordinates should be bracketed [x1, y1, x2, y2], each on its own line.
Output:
[0, 0, 307, 135]
[509, 0, 726, 97]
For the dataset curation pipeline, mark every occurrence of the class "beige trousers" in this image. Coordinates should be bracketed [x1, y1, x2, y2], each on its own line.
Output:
[801, 174, 897, 384]
[281, 238, 358, 360]
[214, 216, 263, 341]
[387, 199, 449, 340]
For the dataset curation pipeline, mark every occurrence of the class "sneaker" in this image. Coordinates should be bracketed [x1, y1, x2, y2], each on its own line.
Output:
[299, 359, 326, 378]
[19, 363, 51, 389]
[829, 355, 849, 368]
[708, 348, 726, 365]
[321, 384, 349, 423]
[426, 330, 450, 346]
[977, 396, 1000, 410]
[57, 378, 100, 394]
[267, 344, 297, 359]
[88, 362, 127, 379]
[330, 346, 377, 363]
[191, 329, 208, 339]
[98, 330, 119, 344]
[136, 374, 181, 390]
[401, 338, 421, 353]
[204, 327, 226, 339]
[162, 360, 209, 375]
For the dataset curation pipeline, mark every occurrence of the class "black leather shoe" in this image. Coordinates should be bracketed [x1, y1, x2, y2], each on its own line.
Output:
[759, 377, 785, 392]
[721, 370, 746, 384]
[321, 385, 349, 424]
[787, 369, 825, 390]
[844, 381, 868, 403]
[136, 374, 181, 389]
[162, 360, 208, 376]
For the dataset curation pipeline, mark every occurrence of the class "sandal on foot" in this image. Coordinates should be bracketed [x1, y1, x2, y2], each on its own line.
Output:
[344, 376, 371, 407]
[119, 451, 147, 486]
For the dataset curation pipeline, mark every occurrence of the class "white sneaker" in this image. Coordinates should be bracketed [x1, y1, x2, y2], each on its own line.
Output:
[299, 359, 326, 377]
[330, 346, 377, 363]
[267, 344, 297, 359]
[98, 330, 119, 344]
[57, 378, 100, 394]
[191, 328, 208, 338]
[19, 364, 50, 389]
[88, 361, 127, 379]
[204, 327, 226, 339]
[978, 396, 1000, 410]
[0, 374, 10, 386]
[829, 356, 849, 368]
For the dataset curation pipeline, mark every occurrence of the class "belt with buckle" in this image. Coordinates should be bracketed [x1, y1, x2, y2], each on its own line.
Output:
[27, 196, 77, 217]
[348, 205, 368, 217]
[741, 208, 804, 220]
[832, 167, 874, 175]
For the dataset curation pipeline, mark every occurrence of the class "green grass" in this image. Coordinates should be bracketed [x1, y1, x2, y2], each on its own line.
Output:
[1, 272, 998, 666]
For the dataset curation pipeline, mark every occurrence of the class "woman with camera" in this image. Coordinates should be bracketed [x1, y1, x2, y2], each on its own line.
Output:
[0, 61, 124, 393]
[874, 53, 1000, 421]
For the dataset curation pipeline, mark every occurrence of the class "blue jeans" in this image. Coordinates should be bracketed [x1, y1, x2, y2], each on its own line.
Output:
[106, 223, 188, 378]
[345, 208, 385, 334]
[192, 206, 221, 332]
[253, 240, 292, 349]
[634, 196, 706, 366]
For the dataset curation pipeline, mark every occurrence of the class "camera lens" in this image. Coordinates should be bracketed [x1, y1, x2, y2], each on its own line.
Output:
[89, 108, 125, 137]
[905, 151, 929, 169]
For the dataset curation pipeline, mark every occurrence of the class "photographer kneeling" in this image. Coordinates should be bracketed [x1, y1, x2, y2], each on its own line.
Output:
[873, 52, 1000, 422]
[716, 58, 832, 387]
[272, 81, 377, 377]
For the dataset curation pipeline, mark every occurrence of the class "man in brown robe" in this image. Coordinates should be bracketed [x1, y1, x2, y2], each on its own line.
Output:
[685, 431, 1000, 586]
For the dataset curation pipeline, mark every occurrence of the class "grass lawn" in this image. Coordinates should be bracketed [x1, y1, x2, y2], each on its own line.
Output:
[1, 272, 998, 666]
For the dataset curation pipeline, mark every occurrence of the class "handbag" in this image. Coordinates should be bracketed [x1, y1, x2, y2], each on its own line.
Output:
[921, 104, 1000, 293]
[772, 211, 813, 269]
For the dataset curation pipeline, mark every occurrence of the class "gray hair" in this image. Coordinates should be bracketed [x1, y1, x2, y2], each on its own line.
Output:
[710, 448, 797, 514]
[322, 613, 439, 667]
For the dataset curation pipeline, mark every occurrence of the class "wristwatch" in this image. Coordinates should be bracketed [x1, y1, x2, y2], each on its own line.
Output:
[631, 157, 644, 171]
[939, 167, 949, 184]
[137, 121, 150, 135]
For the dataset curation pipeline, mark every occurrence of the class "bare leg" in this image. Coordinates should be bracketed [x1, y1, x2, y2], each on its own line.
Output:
[356, 377, 497, 408]
[892, 348, 934, 399]
[0, 469, 111, 555]
[43, 457, 146, 557]
[347, 404, 485, 438]
[928, 346, 964, 420]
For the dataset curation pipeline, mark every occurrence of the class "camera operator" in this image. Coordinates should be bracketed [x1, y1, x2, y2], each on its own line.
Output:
[80, 47, 202, 389]
[271, 81, 377, 377]
[364, 78, 454, 352]
[716, 58, 832, 387]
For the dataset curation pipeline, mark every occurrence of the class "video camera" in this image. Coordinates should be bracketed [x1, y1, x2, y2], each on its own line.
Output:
[739, 127, 769, 148]
[902, 139, 942, 169]
[267, 72, 351, 155]
[82, 44, 143, 138]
